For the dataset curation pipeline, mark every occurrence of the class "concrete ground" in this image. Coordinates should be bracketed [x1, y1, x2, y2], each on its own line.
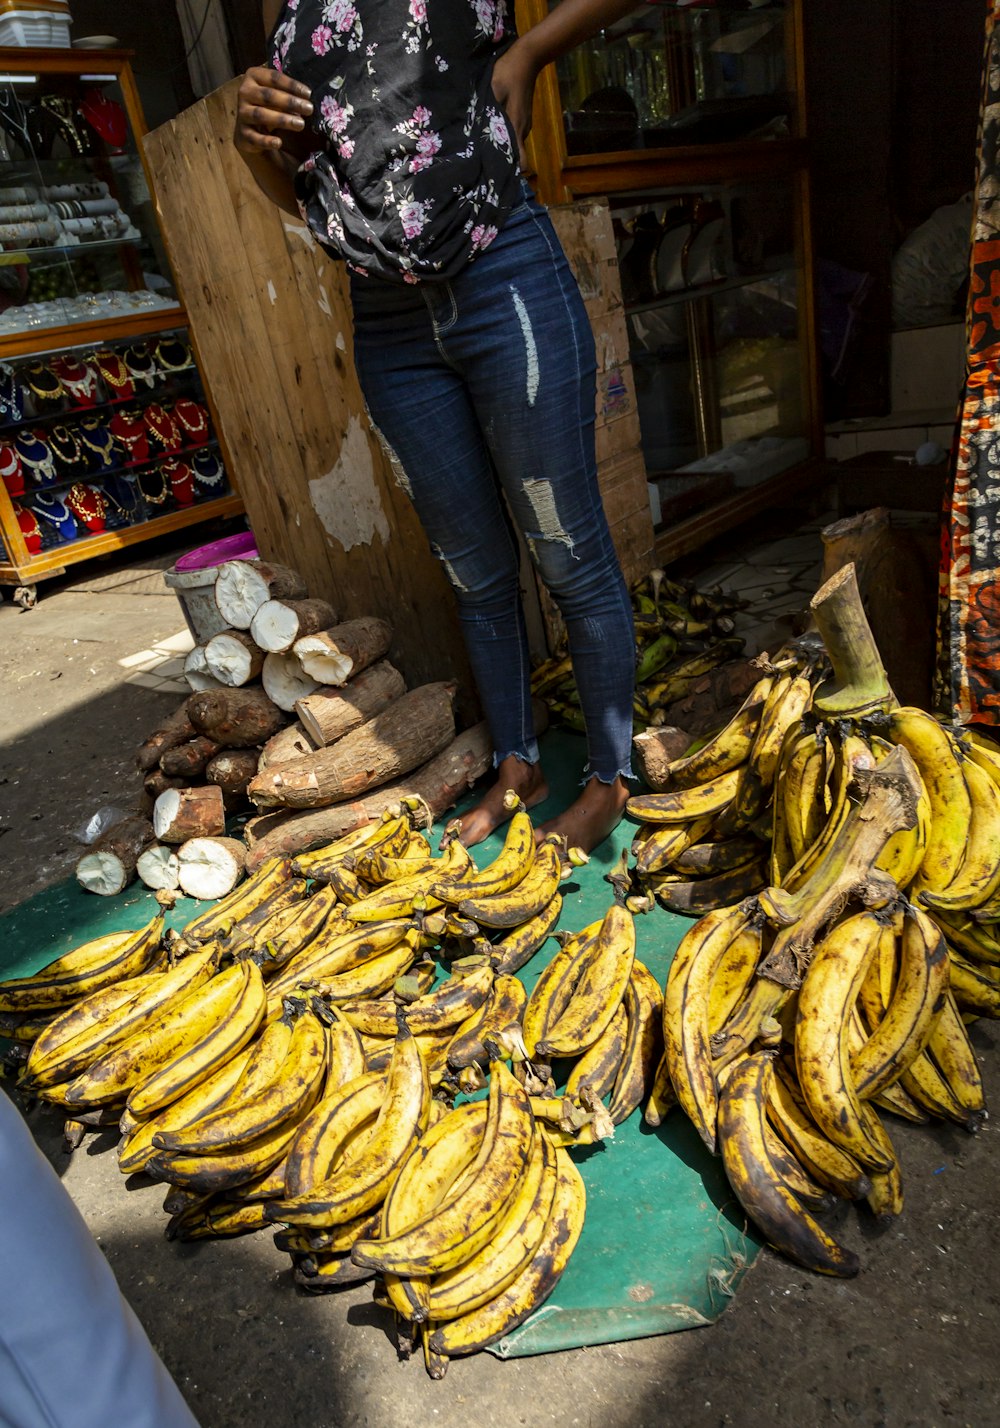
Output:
[1, 516, 997, 1428]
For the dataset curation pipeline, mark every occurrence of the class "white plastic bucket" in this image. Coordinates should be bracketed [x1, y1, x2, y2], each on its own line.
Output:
[163, 531, 258, 644]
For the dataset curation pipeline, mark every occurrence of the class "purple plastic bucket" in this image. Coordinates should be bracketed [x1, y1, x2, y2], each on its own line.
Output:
[164, 530, 259, 643]
[173, 530, 258, 573]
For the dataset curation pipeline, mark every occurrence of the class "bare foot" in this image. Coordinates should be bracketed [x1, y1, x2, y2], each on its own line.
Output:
[536, 775, 631, 855]
[449, 755, 549, 848]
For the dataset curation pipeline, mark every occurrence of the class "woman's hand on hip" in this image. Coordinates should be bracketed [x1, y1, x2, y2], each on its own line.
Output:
[235, 66, 313, 154]
[491, 45, 539, 170]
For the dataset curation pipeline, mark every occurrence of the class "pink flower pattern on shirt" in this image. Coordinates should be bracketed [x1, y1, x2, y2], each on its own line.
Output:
[268, 0, 521, 280]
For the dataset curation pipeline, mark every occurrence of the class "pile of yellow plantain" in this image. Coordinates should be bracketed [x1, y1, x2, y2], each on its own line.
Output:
[0, 794, 659, 1376]
[636, 564, 1000, 1277]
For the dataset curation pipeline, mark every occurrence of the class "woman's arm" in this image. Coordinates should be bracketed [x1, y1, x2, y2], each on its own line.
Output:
[233, 4, 315, 215]
[493, 0, 642, 164]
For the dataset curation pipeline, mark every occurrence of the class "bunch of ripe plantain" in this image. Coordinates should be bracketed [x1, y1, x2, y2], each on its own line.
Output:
[531, 567, 745, 735]
[1, 794, 662, 1375]
[623, 641, 827, 916]
[646, 563, 1000, 1278]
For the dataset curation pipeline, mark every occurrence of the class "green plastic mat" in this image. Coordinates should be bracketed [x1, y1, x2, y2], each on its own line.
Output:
[0, 730, 759, 1356]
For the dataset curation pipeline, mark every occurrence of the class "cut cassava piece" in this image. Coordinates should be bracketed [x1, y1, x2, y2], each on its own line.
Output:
[205, 749, 261, 799]
[153, 785, 227, 844]
[242, 718, 493, 869]
[295, 659, 405, 746]
[135, 702, 196, 773]
[136, 843, 181, 892]
[203, 630, 266, 688]
[632, 726, 693, 791]
[250, 597, 338, 654]
[214, 559, 309, 630]
[177, 837, 247, 901]
[183, 647, 224, 692]
[247, 681, 456, 809]
[159, 736, 222, 780]
[262, 652, 321, 713]
[293, 616, 393, 686]
[75, 816, 156, 897]
[258, 723, 316, 769]
[187, 686, 288, 748]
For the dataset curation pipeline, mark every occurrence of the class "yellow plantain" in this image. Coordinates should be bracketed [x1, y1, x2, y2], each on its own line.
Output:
[947, 950, 1000, 1017]
[378, 1100, 490, 1324]
[718, 1052, 859, 1276]
[456, 840, 563, 929]
[125, 961, 267, 1118]
[350, 1060, 532, 1277]
[489, 893, 562, 976]
[887, 708, 970, 893]
[344, 837, 472, 922]
[116, 1046, 255, 1176]
[22, 974, 163, 1083]
[632, 817, 712, 877]
[663, 902, 759, 1152]
[642, 1048, 677, 1126]
[264, 917, 413, 1008]
[446, 975, 526, 1071]
[286, 933, 421, 1009]
[926, 987, 986, 1121]
[280, 1070, 387, 1200]
[767, 1059, 872, 1201]
[920, 757, 1000, 911]
[155, 1006, 327, 1153]
[607, 958, 664, 1126]
[431, 796, 535, 902]
[0, 915, 164, 1013]
[626, 767, 742, 825]
[424, 1145, 585, 1364]
[564, 1004, 627, 1104]
[535, 905, 635, 1059]
[180, 857, 291, 943]
[750, 672, 813, 787]
[794, 911, 894, 1172]
[427, 1129, 555, 1322]
[521, 918, 604, 1056]
[26, 947, 219, 1091]
[850, 904, 948, 1099]
[148, 1113, 305, 1197]
[660, 680, 772, 789]
[64, 959, 257, 1109]
[707, 919, 763, 1034]
[337, 961, 493, 1038]
[858, 1101, 903, 1222]
[264, 1019, 430, 1227]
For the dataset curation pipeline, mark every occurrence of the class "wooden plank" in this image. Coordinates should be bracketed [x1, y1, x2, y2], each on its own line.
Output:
[145, 85, 480, 721]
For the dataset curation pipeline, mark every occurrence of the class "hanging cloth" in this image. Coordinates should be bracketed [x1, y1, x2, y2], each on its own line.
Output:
[937, 1, 1000, 722]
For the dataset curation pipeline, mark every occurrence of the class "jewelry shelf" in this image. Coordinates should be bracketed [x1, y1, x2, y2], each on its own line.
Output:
[0, 47, 243, 604]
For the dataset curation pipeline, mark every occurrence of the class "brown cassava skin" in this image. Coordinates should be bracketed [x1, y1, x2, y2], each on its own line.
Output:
[160, 736, 222, 780]
[295, 659, 406, 746]
[246, 683, 456, 810]
[242, 721, 493, 871]
[187, 686, 288, 748]
[135, 702, 197, 772]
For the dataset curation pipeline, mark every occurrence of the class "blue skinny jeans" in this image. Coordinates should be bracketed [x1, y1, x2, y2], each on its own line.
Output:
[349, 185, 635, 785]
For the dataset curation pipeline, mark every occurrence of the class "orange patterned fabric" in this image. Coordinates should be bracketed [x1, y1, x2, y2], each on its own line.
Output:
[937, 3, 1000, 722]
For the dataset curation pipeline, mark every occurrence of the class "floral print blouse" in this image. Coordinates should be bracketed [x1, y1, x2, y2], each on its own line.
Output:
[268, 0, 522, 283]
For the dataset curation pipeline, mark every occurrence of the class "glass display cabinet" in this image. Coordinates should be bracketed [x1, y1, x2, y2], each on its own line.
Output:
[520, 0, 821, 564]
[0, 47, 241, 608]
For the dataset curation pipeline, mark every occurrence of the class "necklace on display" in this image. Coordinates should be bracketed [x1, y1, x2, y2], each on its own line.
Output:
[23, 362, 63, 408]
[14, 429, 56, 485]
[50, 354, 98, 406]
[12, 500, 42, 553]
[136, 464, 170, 506]
[161, 457, 195, 506]
[0, 363, 26, 423]
[109, 407, 149, 463]
[49, 423, 84, 468]
[172, 398, 209, 444]
[32, 490, 80, 541]
[192, 448, 224, 488]
[143, 402, 181, 453]
[0, 441, 24, 495]
[78, 418, 117, 469]
[65, 481, 107, 531]
[153, 335, 192, 373]
[123, 343, 156, 388]
[91, 348, 134, 397]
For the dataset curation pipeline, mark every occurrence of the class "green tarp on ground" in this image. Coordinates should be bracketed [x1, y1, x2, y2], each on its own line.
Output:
[0, 730, 758, 1357]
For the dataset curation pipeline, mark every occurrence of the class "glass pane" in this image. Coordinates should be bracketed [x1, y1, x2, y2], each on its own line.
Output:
[554, 2, 791, 155]
[0, 326, 231, 554]
[609, 178, 810, 528]
[0, 67, 179, 339]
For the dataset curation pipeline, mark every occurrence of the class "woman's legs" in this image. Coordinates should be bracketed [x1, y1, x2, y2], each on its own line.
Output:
[350, 192, 635, 849]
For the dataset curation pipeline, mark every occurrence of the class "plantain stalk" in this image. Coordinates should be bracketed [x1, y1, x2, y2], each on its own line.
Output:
[809, 563, 895, 718]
